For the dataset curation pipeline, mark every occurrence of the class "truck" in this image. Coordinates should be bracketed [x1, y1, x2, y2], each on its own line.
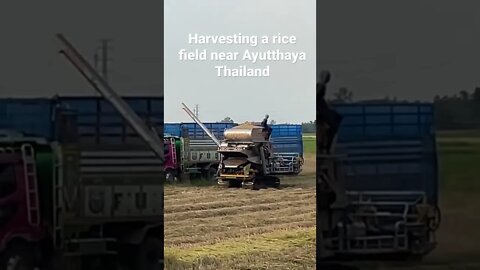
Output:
[163, 136, 182, 183]
[164, 122, 303, 181]
[0, 34, 164, 269]
[318, 102, 441, 259]
[0, 103, 165, 270]
[164, 122, 234, 181]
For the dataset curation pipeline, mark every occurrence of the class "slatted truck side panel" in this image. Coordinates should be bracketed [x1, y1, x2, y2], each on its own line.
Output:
[325, 103, 440, 257]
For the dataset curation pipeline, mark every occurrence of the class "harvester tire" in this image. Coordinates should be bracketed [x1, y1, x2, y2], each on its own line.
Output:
[228, 180, 242, 188]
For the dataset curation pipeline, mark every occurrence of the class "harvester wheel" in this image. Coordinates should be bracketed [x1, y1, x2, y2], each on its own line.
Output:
[228, 180, 242, 188]
[262, 176, 280, 189]
[250, 181, 260, 190]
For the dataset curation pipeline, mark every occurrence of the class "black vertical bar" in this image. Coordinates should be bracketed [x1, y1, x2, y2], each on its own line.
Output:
[316, 0, 319, 263]
[102, 40, 108, 81]
[160, 1, 165, 267]
[121, 97, 126, 143]
[417, 105, 421, 136]
[147, 98, 152, 140]
[362, 105, 366, 139]
[390, 105, 394, 137]
[96, 98, 101, 144]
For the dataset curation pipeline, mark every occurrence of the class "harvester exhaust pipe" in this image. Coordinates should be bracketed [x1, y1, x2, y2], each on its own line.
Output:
[181, 103, 221, 147]
[56, 33, 164, 161]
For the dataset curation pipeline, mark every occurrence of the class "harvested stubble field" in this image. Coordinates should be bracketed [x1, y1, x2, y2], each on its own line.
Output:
[164, 131, 480, 269]
[164, 185, 315, 269]
[343, 130, 480, 270]
[164, 150, 317, 269]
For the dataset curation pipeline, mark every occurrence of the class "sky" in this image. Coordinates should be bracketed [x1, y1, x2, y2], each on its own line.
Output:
[0, 1, 163, 97]
[318, 0, 480, 102]
[2, 1, 480, 123]
[164, 0, 316, 124]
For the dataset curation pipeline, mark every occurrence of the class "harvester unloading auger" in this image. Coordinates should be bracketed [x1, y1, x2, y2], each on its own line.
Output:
[182, 103, 280, 189]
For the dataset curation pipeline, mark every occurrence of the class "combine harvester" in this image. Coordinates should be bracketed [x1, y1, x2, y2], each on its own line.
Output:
[180, 103, 302, 189]
[317, 72, 441, 261]
[0, 34, 163, 269]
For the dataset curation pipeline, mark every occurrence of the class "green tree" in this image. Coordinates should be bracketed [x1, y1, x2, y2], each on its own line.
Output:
[459, 90, 470, 101]
[333, 87, 353, 103]
[220, 117, 234, 123]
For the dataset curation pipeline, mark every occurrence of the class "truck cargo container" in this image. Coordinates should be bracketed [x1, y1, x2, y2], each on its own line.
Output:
[321, 102, 440, 257]
[0, 97, 163, 142]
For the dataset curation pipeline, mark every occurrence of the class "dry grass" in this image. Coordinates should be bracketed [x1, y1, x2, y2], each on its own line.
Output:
[164, 154, 316, 270]
[164, 131, 480, 269]
[343, 132, 480, 270]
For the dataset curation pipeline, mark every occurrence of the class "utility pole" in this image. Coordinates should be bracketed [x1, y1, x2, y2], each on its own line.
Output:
[95, 38, 113, 82]
[194, 104, 199, 117]
[93, 51, 99, 72]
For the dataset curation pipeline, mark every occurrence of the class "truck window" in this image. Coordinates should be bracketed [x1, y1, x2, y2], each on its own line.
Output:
[0, 164, 16, 198]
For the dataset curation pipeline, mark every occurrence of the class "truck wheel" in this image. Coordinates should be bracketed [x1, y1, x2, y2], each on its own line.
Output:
[205, 167, 217, 182]
[165, 169, 176, 184]
[135, 237, 162, 270]
[2, 243, 35, 270]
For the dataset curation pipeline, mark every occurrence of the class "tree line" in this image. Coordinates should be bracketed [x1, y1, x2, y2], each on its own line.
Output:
[219, 87, 480, 131]
[300, 87, 480, 132]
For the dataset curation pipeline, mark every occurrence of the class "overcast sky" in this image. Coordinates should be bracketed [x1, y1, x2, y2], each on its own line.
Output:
[318, 0, 480, 102]
[2, 1, 480, 124]
[165, 0, 316, 124]
[0, 1, 162, 97]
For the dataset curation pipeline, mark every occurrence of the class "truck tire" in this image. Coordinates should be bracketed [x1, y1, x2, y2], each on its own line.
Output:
[205, 167, 217, 182]
[135, 237, 162, 270]
[1, 242, 35, 270]
[165, 169, 177, 184]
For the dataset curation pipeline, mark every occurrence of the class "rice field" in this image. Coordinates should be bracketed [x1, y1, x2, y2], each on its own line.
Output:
[163, 185, 316, 269]
[164, 130, 480, 269]
[342, 130, 480, 270]
[163, 137, 317, 270]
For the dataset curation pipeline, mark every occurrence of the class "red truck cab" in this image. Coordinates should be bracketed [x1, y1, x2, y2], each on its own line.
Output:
[164, 136, 182, 182]
[0, 144, 45, 269]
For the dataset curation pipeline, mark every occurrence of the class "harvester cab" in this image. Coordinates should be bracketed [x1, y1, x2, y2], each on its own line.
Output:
[181, 103, 280, 189]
